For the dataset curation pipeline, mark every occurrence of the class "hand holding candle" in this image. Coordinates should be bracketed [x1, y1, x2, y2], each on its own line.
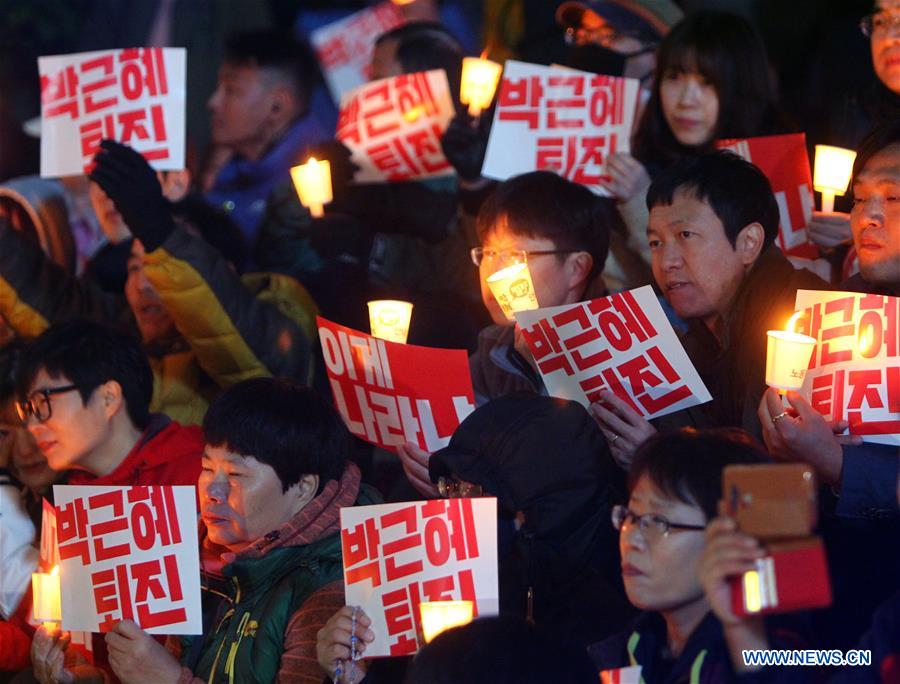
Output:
[486, 262, 539, 321]
[460, 56, 503, 118]
[813, 145, 856, 213]
[419, 600, 474, 643]
[368, 300, 414, 344]
[290, 157, 333, 217]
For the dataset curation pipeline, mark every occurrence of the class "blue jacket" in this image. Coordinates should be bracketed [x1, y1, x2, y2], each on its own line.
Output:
[205, 114, 330, 253]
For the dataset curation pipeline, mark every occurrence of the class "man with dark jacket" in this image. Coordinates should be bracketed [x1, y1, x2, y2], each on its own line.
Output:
[591, 151, 828, 467]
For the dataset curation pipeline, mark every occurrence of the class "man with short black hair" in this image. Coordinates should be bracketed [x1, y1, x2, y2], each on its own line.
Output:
[206, 29, 329, 250]
[592, 151, 827, 466]
[100, 377, 378, 684]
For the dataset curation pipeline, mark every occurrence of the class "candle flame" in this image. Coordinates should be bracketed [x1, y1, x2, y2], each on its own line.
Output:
[50, 565, 59, 577]
[858, 324, 874, 354]
[785, 312, 803, 334]
[479, 48, 489, 60]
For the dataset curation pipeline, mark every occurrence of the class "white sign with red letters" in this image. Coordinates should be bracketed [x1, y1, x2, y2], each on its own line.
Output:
[53, 485, 201, 634]
[39, 48, 186, 178]
[481, 60, 640, 197]
[514, 286, 711, 418]
[341, 498, 498, 657]
[337, 69, 456, 183]
[795, 290, 900, 445]
[310, 2, 406, 103]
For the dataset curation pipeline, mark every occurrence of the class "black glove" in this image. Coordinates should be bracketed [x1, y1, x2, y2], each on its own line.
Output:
[441, 112, 489, 182]
[89, 139, 175, 252]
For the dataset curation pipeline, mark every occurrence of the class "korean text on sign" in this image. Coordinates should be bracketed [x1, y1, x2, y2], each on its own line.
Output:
[717, 134, 818, 259]
[38, 48, 186, 178]
[53, 485, 201, 634]
[337, 69, 456, 183]
[481, 60, 640, 197]
[514, 286, 711, 419]
[317, 317, 475, 452]
[311, 2, 405, 103]
[341, 498, 498, 657]
[795, 290, 900, 445]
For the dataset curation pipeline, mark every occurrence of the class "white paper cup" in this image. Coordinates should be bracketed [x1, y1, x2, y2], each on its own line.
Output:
[485, 262, 539, 321]
[765, 330, 817, 391]
[419, 600, 474, 644]
[368, 300, 413, 344]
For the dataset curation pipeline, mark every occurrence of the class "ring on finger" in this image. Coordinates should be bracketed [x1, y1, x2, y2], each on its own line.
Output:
[610, 433, 620, 444]
[771, 411, 789, 424]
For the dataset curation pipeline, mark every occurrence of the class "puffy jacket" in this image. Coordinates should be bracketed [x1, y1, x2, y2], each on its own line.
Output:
[0, 220, 318, 425]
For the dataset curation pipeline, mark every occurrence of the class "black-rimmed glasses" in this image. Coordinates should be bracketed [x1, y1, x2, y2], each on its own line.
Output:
[470, 247, 577, 268]
[16, 385, 79, 423]
[611, 505, 705, 542]
[860, 11, 900, 38]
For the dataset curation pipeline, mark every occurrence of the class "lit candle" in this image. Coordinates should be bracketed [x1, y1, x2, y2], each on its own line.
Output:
[813, 145, 856, 213]
[32, 565, 61, 631]
[290, 157, 333, 218]
[368, 300, 414, 344]
[460, 56, 503, 118]
[765, 313, 817, 393]
[485, 262, 539, 321]
[419, 600, 474, 643]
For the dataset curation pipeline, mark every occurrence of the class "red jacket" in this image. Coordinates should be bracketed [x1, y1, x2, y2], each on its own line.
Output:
[68, 414, 203, 488]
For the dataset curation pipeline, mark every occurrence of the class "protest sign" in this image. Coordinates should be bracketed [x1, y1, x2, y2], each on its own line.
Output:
[794, 290, 900, 445]
[310, 2, 405, 103]
[39, 48, 186, 177]
[53, 485, 201, 634]
[481, 60, 640, 196]
[40, 498, 59, 569]
[337, 69, 456, 183]
[514, 286, 711, 418]
[717, 134, 818, 259]
[317, 317, 475, 451]
[341, 497, 498, 657]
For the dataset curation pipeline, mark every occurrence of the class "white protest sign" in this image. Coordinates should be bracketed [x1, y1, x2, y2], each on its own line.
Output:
[39, 48, 186, 178]
[514, 286, 711, 418]
[311, 2, 406, 104]
[337, 69, 456, 183]
[53, 485, 201, 634]
[794, 289, 900, 445]
[481, 60, 640, 196]
[341, 498, 498, 657]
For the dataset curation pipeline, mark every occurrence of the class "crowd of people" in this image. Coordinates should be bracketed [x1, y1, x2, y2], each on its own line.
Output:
[0, 0, 898, 682]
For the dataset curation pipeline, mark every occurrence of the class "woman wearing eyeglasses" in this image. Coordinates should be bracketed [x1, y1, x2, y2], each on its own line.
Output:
[588, 428, 805, 684]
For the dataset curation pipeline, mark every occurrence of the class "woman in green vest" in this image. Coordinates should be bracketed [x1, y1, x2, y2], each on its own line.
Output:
[102, 377, 378, 684]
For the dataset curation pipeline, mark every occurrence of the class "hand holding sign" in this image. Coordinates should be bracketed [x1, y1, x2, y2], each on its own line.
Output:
[316, 606, 374, 683]
[106, 619, 184, 684]
[590, 389, 657, 469]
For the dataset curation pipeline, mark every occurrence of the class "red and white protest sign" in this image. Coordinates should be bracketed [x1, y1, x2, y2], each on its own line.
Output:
[53, 485, 201, 634]
[341, 498, 498, 657]
[717, 134, 818, 259]
[311, 2, 406, 104]
[38, 48, 185, 178]
[514, 286, 712, 418]
[40, 498, 59, 569]
[481, 60, 640, 197]
[337, 69, 456, 183]
[318, 317, 475, 452]
[794, 290, 900, 445]
[601, 666, 643, 684]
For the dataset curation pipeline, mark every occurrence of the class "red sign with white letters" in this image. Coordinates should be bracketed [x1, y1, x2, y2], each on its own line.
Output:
[514, 286, 711, 418]
[717, 134, 819, 259]
[482, 60, 640, 196]
[337, 70, 456, 183]
[795, 290, 900, 445]
[341, 498, 498, 657]
[53, 485, 201, 634]
[317, 317, 476, 452]
[39, 48, 186, 177]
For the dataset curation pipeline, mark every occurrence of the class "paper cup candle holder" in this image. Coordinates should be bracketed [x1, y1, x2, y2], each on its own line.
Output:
[290, 157, 333, 217]
[765, 313, 817, 393]
[32, 565, 62, 630]
[368, 300, 414, 344]
[813, 145, 856, 213]
[460, 56, 503, 118]
[485, 262, 540, 321]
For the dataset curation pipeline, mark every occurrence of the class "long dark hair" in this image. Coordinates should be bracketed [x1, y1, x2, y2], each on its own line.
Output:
[633, 11, 782, 171]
